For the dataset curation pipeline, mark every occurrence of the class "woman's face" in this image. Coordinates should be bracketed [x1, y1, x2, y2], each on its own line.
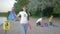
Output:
[23, 7, 26, 11]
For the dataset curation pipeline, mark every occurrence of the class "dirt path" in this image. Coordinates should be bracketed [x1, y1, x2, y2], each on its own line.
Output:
[0, 17, 60, 34]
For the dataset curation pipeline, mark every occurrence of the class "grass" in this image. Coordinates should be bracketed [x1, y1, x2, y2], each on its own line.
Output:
[0, 13, 8, 17]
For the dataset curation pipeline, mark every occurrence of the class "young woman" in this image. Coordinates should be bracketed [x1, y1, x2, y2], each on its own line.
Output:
[16, 6, 30, 34]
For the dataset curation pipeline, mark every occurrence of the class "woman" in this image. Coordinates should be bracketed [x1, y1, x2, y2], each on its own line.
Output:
[16, 6, 30, 34]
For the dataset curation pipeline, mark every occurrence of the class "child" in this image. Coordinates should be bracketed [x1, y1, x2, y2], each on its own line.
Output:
[49, 16, 53, 25]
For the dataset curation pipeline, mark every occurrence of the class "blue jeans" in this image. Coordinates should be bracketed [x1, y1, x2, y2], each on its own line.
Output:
[20, 23, 28, 34]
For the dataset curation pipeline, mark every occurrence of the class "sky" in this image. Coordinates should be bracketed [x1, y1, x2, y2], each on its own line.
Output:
[0, 0, 16, 12]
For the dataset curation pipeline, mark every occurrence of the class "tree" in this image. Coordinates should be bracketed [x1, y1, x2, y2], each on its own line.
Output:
[14, 0, 30, 14]
[38, 0, 60, 16]
[14, 0, 60, 17]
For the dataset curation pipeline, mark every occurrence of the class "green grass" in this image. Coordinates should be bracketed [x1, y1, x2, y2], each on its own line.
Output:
[0, 13, 8, 17]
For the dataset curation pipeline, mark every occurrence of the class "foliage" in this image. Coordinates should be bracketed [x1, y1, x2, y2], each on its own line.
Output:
[14, 0, 60, 17]
[14, 0, 29, 14]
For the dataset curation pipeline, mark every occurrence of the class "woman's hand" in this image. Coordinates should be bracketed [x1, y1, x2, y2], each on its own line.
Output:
[28, 20, 30, 23]
[28, 20, 32, 30]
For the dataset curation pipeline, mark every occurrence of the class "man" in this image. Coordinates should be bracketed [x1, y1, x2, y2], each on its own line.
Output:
[36, 18, 42, 26]
[36, 17, 46, 27]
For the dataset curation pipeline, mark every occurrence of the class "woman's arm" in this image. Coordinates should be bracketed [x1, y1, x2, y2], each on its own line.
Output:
[28, 12, 30, 21]
[17, 14, 20, 18]
[16, 13, 21, 18]
[28, 14, 32, 30]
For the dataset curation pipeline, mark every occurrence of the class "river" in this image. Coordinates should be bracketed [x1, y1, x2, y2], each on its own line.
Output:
[0, 17, 7, 25]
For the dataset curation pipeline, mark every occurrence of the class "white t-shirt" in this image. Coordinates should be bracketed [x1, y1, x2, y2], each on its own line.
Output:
[18, 11, 28, 24]
[36, 18, 42, 23]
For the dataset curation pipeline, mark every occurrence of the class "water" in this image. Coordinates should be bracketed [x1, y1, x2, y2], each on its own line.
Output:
[0, 17, 7, 25]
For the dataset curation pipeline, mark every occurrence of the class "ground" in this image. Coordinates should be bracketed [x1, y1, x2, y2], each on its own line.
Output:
[0, 17, 60, 34]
